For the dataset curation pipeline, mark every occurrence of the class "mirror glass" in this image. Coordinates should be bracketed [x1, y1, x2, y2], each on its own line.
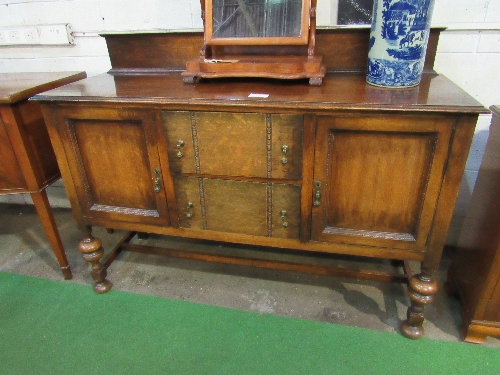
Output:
[211, 0, 304, 39]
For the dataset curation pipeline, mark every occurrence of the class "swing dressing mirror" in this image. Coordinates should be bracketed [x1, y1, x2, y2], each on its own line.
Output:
[206, 0, 310, 45]
[182, 0, 325, 85]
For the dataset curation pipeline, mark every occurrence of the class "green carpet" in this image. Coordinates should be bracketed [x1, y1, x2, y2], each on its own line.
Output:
[0, 272, 498, 375]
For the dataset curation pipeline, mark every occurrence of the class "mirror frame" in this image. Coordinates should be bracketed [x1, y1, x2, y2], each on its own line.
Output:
[204, 0, 310, 46]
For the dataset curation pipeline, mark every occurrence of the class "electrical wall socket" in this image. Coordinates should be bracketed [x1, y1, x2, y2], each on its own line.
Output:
[24, 29, 39, 43]
[0, 24, 73, 46]
[8, 30, 21, 42]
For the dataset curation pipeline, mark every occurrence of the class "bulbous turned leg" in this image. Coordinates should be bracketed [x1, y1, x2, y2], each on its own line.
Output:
[79, 232, 112, 294]
[401, 272, 438, 339]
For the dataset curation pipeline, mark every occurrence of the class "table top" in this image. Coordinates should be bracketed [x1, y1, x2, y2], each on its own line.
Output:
[33, 71, 487, 114]
[0, 72, 87, 104]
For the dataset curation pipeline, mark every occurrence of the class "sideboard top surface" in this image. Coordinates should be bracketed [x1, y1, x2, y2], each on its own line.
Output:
[0, 72, 86, 104]
[33, 71, 487, 114]
[32, 29, 485, 114]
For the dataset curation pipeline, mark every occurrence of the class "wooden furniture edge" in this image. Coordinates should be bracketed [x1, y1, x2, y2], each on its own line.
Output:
[0, 72, 87, 104]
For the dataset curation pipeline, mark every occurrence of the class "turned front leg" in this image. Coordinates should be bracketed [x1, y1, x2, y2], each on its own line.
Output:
[401, 272, 438, 339]
[79, 230, 112, 294]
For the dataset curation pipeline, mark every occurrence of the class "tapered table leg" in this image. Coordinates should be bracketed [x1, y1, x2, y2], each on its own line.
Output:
[30, 190, 72, 279]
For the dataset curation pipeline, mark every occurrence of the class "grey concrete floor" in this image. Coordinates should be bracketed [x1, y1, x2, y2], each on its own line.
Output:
[1, 203, 499, 348]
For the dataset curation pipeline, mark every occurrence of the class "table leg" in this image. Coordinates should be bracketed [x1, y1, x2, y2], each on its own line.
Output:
[79, 228, 112, 294]
[401, 271, 438, 339]
[30, 190, 72, 280]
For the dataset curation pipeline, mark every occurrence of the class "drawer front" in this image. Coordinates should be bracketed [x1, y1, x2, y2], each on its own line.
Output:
[174, 177, 300, 239]
[163, 111, 302, 180]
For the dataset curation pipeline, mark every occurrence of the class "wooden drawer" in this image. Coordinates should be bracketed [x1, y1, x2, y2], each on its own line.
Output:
[174, 176, 301, 239]
[162, 111, 302, 180]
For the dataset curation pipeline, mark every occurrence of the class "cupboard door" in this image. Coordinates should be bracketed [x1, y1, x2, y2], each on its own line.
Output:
[0, 115, 26, 190]
[311, 115, 453, 250]
[55, 107, 169, 225]
[162, 111, 302, 180]
[174, 176, 300, 239]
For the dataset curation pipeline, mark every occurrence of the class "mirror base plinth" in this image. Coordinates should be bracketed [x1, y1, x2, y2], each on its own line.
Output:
[182, 55, 325, 85]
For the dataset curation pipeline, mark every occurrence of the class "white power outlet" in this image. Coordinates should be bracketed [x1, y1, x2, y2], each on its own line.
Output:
[0, 24, 73, 46]
[24, 29, 39, 43]
[8, 30, 21, 42]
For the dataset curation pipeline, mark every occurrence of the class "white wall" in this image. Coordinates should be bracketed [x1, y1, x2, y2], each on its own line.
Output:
[1, 0, 499, 245]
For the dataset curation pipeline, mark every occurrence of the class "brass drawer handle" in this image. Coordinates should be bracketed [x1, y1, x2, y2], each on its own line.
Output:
[313, 181, 322, 207]
[280, 210, 288, 228]
[153, 168, 162, 193]
[186, 202, 193, 219]
[281, 145, 289, 164]
[176, 140, 185, 158]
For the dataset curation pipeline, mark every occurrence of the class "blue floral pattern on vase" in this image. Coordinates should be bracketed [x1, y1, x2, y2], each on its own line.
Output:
[367, 0, 435, 87]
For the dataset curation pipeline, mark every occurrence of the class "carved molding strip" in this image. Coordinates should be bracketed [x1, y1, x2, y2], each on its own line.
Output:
[91, 204, 160, 217]
[324, 227, 416, 242]
[266, 114, 273, 236]
[189, 112, 208, 229]
[267, 183, 273, 237]
[190, 111, 202, 174]
[266, 114, 272, 179]
[197, 177, 208, 230]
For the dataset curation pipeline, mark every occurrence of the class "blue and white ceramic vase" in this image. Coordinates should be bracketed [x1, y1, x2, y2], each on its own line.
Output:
[367, 0, 435, 87]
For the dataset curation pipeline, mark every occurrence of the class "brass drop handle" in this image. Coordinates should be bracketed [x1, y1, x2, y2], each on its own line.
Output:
[280, 210, 288, 228]
[281, 145, 289, 164]
[186, 202, 193, 219]
[313, 181, 322, 207]
[153, 168, 162, 193]
[176, 140, 185, 158]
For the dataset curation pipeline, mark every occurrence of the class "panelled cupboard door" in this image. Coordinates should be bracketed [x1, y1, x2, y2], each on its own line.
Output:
[53, 107, 169, 225]
[0, 115, 26, 190]
[174, 176, 301, 239]
[162, 111, 302, 180]
[311, 114, 453, 251]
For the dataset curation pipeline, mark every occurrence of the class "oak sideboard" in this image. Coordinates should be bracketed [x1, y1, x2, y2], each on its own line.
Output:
[34, 28, 487, 339]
